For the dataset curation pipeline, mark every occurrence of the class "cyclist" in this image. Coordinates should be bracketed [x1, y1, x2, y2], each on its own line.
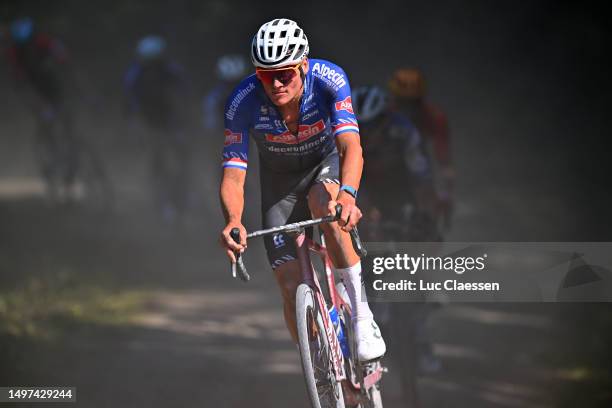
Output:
[5, 17, 69, 107]
[5, 17, 79, 202]
[388, 68, 454, 231]
[351, 85, 436, 242]
[124, 35, 192, 223]
[219, 18, 386, 362]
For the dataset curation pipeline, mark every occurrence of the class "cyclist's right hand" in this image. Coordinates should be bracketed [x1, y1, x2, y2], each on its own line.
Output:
[220, 223, 247, 263]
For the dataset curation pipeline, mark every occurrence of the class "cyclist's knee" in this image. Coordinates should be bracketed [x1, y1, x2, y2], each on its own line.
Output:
[307, 184, 333, 218]
[273, 260, 301, 302]
[310, 202, 326, 219]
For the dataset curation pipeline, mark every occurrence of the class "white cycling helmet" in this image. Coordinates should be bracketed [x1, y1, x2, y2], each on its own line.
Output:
[251, 18, 309, 69]
[217, 54, 247, 81]
[352, 86, 388, 123]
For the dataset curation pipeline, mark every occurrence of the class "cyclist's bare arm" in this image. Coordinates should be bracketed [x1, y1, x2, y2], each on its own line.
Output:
[331, 131, 364, 231]
[220, 167, 247, 262]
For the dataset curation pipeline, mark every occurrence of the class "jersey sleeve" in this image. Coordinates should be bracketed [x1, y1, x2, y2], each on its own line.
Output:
[326, 66, 360, 138]
[221, 82, 254, 171]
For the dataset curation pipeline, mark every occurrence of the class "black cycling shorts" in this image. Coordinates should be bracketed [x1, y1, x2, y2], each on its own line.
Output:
[260, 151, 340, 269]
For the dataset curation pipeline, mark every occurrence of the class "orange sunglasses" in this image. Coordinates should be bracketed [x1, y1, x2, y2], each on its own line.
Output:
[256, 62, 302, 85]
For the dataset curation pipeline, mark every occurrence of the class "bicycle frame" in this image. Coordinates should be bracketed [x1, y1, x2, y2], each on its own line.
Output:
[292, 228, 347, 381]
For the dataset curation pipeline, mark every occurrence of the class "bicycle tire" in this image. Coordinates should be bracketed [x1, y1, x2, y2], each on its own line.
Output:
[296, 283, 346, 408]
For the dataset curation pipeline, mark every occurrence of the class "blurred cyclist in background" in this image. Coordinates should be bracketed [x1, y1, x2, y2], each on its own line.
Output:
[4, 17, 111, 206]
[124, 35, 193, 223]
[5, 17, 69, 114]
[5, 17, 77, 201]
[389, 68, 454, 231]
[352, 85, 438, 242]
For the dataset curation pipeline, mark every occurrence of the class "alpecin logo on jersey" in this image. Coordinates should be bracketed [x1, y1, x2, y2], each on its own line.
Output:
[311, 62, 347, 89]
[224, 129, 242, 146]
[265, 120, 325, 144]
[335, 96, 353, 114]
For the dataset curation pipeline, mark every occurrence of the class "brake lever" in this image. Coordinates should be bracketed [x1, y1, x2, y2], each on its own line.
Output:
[334, 204, 367, 258]
[230, 228, 250, 282]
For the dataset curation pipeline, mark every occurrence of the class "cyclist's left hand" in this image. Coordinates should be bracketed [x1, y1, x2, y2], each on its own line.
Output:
[328, 193, 362, 232]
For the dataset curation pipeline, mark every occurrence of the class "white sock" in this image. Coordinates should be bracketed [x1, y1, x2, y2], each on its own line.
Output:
[337, 262, 374, 324]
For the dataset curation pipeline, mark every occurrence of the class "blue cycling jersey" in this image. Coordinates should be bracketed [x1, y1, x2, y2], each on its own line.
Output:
[222, 59, 359, 173]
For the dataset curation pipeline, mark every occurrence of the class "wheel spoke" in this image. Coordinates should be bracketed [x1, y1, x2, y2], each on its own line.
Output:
[311, 322, 340, 405]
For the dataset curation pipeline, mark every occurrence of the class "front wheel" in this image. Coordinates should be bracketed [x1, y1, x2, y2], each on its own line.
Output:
[296, 283, 345, 408]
